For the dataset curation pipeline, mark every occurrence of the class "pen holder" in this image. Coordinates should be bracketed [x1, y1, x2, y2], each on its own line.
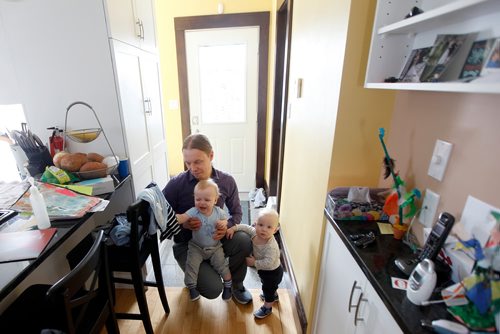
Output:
[393, 223, 409, 240]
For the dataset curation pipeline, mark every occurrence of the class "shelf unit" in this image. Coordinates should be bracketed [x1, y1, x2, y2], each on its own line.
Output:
[365, 0, 500, 93]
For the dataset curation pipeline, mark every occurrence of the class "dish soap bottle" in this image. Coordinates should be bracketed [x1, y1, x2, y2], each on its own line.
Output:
[29, 177, 51, 229]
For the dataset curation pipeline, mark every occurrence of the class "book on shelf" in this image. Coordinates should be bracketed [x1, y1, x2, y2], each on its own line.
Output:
[419, 33, 478, 83]
[470, 37, 500, 83]
[0, 227, 57, 263]
[398, 47, 432, 83]
[459, 38, 496, 81]
[10, 181, 101, 220]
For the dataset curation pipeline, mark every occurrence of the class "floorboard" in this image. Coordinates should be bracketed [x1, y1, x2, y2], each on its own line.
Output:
[113, 287, 302, 334]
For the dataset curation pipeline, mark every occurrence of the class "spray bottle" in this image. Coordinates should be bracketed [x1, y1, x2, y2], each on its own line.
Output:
[28, 177, 51, 229]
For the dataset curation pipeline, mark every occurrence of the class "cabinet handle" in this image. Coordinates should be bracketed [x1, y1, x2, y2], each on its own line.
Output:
[136, 19, 144, 40]
[140, 19, 144, 40]
[135, 20, 142, 38]
[348, 280, 362, 313]
[354, 292, 368, 326]
[144, 98, 152, 115]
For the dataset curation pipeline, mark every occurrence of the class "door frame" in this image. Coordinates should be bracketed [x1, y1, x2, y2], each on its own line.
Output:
[174, 12, 270, 189]
[269, 0, 292, 202]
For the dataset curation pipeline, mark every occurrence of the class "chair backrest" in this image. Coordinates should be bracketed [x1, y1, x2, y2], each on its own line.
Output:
[46, 230, 114, 334]
[126, 198, 154, 255]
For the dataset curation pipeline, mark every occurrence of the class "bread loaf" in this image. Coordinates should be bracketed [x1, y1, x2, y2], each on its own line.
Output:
[87, 152, 104, 163]
[79, 161, 107, 179]
[53, 151, 69, 168]
[60, 153, 87, 172]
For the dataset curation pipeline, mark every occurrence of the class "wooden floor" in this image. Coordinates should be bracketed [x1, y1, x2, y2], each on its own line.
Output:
[114, 287, 302, 334]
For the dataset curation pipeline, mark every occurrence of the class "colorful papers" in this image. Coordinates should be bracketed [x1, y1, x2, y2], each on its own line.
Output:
[10, 181, 101, 220]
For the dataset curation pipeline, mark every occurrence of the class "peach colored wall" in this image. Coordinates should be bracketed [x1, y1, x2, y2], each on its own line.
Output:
[378, 91, 500, 241]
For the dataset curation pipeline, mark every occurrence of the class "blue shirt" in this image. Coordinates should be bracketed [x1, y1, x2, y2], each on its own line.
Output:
[162, 166, 242, 243]
[186, 206, 228, 248]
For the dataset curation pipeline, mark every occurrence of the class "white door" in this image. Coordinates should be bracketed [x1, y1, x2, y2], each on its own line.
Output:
[185, 27, 259, 192]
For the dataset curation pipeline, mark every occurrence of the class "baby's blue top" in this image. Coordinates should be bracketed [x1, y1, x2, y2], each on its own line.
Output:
[186, 206, 228, 248]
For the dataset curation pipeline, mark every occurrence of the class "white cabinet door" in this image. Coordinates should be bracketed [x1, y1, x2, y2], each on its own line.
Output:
[313, 222, 403, 334]
[134, 0, 157, 52]
[140, 54, 169, 189]
[355, 280, 403, 334]
[313, 223, 367, 334]
[105, 0, 156, 52]
[113, 42, 154, 194]
[113, 41, 167, 194]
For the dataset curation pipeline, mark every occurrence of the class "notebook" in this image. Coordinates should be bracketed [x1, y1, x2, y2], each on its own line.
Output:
[0, 228, 57, 263]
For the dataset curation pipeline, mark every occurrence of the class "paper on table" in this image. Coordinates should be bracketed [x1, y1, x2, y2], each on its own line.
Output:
[0, 181, 30, 209]
[10, 181, 101, 220]
[378, 222, 394, 234]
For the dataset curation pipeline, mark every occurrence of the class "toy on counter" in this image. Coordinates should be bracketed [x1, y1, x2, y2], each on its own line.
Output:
[378, 128, 421, 232]
[445, 210, 500, 332]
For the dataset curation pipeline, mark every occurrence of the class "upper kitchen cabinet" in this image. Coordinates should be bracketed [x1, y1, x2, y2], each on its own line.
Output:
[104, 0, 157, 53]
[0, 0, 168, 195]
[365, 0, 500, 93]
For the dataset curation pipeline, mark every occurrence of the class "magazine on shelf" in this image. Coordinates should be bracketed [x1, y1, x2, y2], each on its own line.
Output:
[472, 38, 500, 83]
[399, 47, 432, 82]
[10, 181, 101, 220]
[459, 39, 496, 81]
[419, 33, 478, 82]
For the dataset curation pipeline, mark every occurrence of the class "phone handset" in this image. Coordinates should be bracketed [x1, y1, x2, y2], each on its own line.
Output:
[418, 212, 455, 261]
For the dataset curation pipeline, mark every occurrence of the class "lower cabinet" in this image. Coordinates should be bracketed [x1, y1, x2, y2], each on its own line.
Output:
[313, 223, 402, 334]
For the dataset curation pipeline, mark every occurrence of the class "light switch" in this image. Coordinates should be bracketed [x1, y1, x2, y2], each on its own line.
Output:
[419, 189, 440, 227]
[428, 139, 453, 181]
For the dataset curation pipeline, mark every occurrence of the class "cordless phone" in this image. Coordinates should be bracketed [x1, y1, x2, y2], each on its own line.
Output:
[418, 212, 455, 261]
[394, 212, 455, 276]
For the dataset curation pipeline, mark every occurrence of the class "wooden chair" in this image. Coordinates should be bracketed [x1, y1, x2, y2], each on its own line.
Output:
[0, 230, 119, 334]
[106, 198, 170, 334]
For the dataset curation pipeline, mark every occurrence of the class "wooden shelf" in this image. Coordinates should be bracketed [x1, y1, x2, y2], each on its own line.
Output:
[365, 82, 500, 94]
[378, 0, 493, 35]
[365, 0, 500, 94]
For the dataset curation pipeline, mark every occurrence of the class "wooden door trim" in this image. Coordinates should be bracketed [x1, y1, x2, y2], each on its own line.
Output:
[174, 12, 270, 188]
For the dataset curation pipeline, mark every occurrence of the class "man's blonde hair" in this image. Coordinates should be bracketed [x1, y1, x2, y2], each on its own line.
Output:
[257, 208, 280, 227]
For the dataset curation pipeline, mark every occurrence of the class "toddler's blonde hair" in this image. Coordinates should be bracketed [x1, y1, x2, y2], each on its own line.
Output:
[257, 208, 280, 228]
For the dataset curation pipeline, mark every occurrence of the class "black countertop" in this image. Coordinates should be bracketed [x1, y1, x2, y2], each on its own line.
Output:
[0, 175, 131, 301]
[324, 208, 454, 334]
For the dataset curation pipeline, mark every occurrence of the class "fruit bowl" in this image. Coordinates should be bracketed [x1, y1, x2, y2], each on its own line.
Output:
[66, 128, 102, 143]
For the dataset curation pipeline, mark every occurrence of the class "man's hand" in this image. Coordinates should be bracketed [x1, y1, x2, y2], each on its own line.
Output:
[183, 217, 201, 231]
[245, 255, 256, 267]
[213, 219, 228, 240]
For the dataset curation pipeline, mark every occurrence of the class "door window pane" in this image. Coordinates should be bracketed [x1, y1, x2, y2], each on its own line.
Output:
[198, 44, 246, 124]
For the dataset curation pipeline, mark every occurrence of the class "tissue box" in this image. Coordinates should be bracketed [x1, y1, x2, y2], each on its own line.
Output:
[326, 187, 389, 221]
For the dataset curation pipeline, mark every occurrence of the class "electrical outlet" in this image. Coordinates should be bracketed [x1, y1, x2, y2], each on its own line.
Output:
[419, 189, 440, 227]
[428, 140, 453, 181]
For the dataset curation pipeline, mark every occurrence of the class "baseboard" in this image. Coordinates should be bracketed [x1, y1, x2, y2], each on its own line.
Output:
[275, 230, 308, 333]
